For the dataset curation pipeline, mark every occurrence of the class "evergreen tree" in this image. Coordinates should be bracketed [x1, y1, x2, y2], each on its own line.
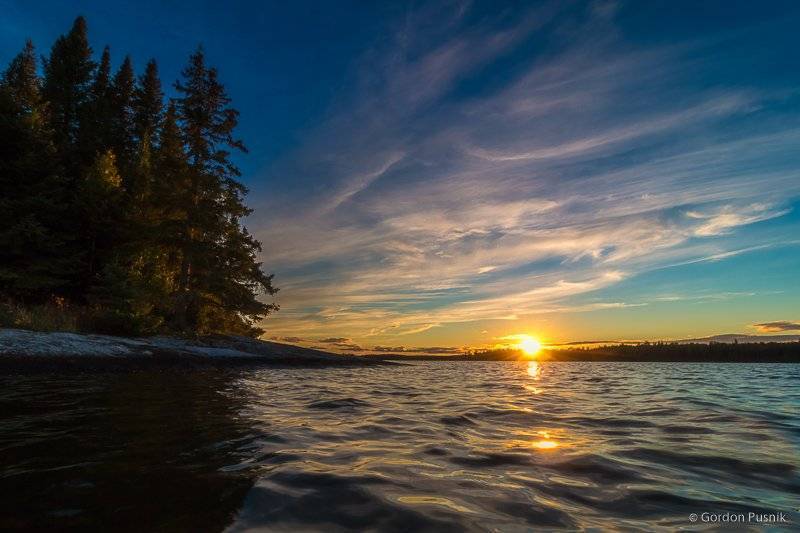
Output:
[93, 46, 112, 100]
[172, 48, 277, 334]
[109, 55, 136, 178]
[1, 18, 278, 336]
[42, 16, 95, 163]
[2, 40, 41, 114]
[129, 59, 163, 208]
[74, 149, 124, 290]
[148, 102, 191, 306]
[0, 41, 74, 297]
[133, 59, 163, 149]
[80, 45, 114, 154]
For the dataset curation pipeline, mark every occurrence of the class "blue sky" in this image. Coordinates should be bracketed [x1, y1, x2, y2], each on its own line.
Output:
[3, 0, 799, 351]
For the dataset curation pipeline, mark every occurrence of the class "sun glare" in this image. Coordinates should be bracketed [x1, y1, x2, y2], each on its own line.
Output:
[519, 336, 541, 357]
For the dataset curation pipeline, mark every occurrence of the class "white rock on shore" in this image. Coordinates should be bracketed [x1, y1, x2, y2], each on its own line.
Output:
[0, 328, 354, 362]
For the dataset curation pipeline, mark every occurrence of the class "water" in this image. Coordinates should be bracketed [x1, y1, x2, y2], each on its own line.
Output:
[1, 362, 798, 531]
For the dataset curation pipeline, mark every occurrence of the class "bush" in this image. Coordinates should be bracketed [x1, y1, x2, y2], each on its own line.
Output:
[0, 298, 166, 337]
[77, 307, 163, 337]
[0, 298, 79, 332]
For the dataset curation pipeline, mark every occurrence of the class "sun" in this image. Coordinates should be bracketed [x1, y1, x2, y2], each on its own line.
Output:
[519, 336, 541, 357]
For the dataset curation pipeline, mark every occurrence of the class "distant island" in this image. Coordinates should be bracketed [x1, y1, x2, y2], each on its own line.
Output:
[362, 342, 800, 363]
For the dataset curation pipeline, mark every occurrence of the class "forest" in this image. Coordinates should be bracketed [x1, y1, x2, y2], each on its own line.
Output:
[0, 16, 277, 336]
[364, 342, 800, 362]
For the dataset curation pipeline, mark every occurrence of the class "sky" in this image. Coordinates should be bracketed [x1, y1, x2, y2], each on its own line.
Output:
[3, 0, 800, 353]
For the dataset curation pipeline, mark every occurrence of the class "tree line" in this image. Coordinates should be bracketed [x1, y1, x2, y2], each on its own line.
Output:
[363, 342, 800, 362]
[0, 16, 277, 336]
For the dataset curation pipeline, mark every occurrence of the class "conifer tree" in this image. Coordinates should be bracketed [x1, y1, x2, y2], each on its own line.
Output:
[129, 59, 163, 209]
[133, 59, 163, 149]
[153, 101, 191, 230]
[110, 56, 136, 178]
[80, 45, 114, 153]
[42, 16, 95, 164]
[2, 40, 41, 114]
[93, 46, 112, 100]
[1, 19, 278, 335]
[0, 41, 74, 297]
[146, 102, 191, 303]
[77, 149, 123, 278]
[172, 48, 277, 334]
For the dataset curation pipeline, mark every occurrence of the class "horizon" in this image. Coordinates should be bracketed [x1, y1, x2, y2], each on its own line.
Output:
[3, 1, 799, 353]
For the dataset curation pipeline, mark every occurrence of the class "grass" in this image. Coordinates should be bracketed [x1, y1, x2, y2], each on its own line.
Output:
[0, 299, 81, 333]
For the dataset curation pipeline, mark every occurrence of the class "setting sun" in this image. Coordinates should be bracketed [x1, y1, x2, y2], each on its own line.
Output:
[519, 336, 542, 357]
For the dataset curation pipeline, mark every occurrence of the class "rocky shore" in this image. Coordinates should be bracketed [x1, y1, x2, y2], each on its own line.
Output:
[0, 329, 383, 370]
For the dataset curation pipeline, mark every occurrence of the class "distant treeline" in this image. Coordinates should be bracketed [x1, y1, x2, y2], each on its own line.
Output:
[0, 17, 277, 336]
[365, 342, 800, 362]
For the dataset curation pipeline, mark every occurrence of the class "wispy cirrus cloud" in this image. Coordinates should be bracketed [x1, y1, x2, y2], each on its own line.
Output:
[250, 1, 800, 347]
[687, 203, 791, 237]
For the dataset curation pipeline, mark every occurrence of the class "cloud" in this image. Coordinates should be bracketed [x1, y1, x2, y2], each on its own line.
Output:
[251, 2, 800, 347]
[687, 203, 790, 237]
[468, 94, 752, 163]
[371, 345, 463, 354]
[752, 321, 800, 333]
[269, 336, 306, 343]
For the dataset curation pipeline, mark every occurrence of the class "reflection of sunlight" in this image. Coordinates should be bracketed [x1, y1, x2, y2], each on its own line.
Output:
[527, 361, 540, 379]
[534, 430, 559, 450]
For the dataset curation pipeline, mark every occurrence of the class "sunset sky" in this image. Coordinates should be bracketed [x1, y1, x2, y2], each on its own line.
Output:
[3, 0, 799, 352]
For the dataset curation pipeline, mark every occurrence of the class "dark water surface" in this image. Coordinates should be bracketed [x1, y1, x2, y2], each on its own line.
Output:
[1, 362, 798, 531]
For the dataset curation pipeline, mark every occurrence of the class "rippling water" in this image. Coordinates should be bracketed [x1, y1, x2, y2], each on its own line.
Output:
[1, 362, 798, 531]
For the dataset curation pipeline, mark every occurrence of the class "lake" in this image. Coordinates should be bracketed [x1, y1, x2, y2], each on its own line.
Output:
[1, 362, 798, 531]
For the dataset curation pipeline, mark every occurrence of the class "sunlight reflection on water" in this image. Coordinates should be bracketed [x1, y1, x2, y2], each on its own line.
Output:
[1, 362, 799, 531]
[527, 360, 540, 378]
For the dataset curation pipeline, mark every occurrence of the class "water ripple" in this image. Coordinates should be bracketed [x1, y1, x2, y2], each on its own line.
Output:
[1, 362, 798, 531]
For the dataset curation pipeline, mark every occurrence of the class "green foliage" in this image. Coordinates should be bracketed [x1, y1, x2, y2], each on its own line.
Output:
[0, 17, 278, 337]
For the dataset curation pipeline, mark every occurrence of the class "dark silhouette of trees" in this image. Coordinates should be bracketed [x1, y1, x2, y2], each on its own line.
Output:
[0, 16, 277, 336]
[0, 40, 73, 297]
[363, 342, 800, 362]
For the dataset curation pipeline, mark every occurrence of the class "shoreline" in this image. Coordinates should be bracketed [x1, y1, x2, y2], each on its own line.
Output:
[0, 328, 388, 370]
[3, 329, 798, 368]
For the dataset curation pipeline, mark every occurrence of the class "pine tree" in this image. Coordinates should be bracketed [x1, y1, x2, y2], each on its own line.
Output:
[128, 59, 163, 208]
[0, 41, 74, 297]
[81, 150, 165, 335]
[2, 40, 41, 114]
[1, 19, 278, 335]
[76, 150, 124, 285]
[42, 16, 95, 163]
[133, 59, 163, 148]
[109, 55, 136, 179]
[76, 45, 116, 170]
[93, 46, 112, 100]
[154, 102, 190, 227]
[150, 102, 191, 299]
[172, 48, 277, 334]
